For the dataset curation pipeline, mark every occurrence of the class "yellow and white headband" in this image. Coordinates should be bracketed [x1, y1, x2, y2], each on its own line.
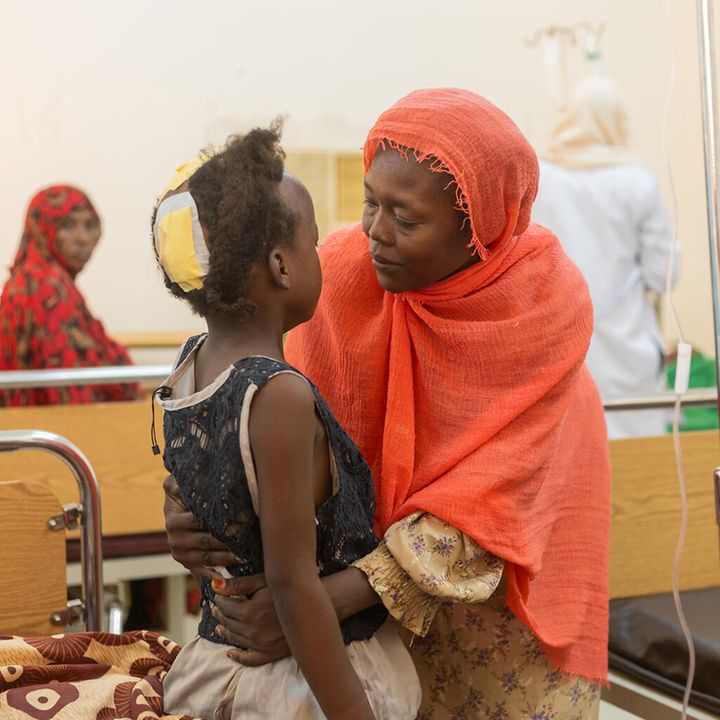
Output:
[153, 155, 212, 292]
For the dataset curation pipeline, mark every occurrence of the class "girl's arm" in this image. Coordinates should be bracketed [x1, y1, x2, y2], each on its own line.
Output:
[162, 476, 382, 665]
[248, 372, 375, 720]
[163, 476, 380, 616]
[164, 478, 500, 664]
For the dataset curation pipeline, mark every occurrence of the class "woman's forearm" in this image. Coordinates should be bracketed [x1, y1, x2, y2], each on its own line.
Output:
[321, 566, 381, 621]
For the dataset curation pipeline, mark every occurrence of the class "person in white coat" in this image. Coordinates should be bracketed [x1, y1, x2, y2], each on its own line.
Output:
[533, 74, 677, 439]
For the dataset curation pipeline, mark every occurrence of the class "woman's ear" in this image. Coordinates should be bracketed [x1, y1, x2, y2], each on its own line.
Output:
[267, 248, 291, 290]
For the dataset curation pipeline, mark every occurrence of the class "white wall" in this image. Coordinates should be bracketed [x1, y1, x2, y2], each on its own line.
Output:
[0, 1, 716, 354]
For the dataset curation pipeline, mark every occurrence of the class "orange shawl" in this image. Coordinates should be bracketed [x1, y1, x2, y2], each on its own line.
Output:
[285, 89, 610, 680]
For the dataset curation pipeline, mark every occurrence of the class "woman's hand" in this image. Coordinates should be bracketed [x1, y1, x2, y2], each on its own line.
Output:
[164, 475, 382, 668]
[163, 474, 240, 579]
[211, 575, 290, 666]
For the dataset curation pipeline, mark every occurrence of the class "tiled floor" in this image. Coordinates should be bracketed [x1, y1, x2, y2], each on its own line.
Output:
[601, 672, 719, 720]
[600, 701, 644, 719]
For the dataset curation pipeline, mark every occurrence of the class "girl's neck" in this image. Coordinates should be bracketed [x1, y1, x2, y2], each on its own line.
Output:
[206, 313, 284, 360]
[195, 314, 285, 390]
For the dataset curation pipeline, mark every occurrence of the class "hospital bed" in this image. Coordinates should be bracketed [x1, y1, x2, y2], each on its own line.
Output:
[0, 428, 189, 720]
[605, 431, 720, 719]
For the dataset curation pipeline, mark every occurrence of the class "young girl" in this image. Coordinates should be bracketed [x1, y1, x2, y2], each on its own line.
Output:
[152, 124, 420, 720]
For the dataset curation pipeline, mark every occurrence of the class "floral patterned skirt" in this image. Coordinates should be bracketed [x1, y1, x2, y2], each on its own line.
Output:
[408, 601, 600, 720]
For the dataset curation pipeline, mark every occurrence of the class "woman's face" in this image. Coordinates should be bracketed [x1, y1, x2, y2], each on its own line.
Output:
[362, 148, 475, 293]
[55, 208, 100, 275]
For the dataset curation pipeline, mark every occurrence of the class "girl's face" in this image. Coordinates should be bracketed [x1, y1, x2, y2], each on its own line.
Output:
[362, 148, 475, 293]
[279, 175, 322, 327]
[55, 208, 100, 275]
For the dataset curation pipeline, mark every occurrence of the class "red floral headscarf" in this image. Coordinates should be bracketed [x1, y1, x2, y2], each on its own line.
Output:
[0, 185, 139, 405]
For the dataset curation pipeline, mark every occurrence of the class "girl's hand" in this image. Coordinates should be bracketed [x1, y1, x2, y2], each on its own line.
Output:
[211, 577, 290, 666]
[163, 474, 240, 577]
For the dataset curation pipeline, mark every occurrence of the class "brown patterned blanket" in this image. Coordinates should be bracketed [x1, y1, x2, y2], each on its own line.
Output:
[0, 631, 198, 719]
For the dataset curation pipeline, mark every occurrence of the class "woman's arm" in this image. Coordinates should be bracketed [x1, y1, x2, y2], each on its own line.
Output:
[164, 477, 382, 666]
[164, 479, 501, 660]
[212, 565, 379, 665]
[354, 512, 504, 636]
[246, 373, 374, 720]
[216, 514, 502, 662]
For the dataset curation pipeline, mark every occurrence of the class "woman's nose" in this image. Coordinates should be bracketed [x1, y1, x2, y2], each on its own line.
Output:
[75, 227, 95, 245]
[367, 209, 393, 246]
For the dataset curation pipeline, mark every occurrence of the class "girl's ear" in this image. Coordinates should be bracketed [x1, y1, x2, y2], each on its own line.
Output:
[267, 248, 291, 290]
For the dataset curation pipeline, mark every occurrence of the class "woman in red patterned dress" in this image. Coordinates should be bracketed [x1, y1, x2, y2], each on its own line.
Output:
[0, 185, 139, 405]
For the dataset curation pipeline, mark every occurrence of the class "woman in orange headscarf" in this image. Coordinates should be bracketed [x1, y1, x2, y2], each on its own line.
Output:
[165, 89, 611, 719]
[0, 186, 139, 405]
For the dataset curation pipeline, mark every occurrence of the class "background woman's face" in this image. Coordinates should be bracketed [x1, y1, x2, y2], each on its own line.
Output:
[362, 148, 475, 293]
[55, 209, 100, 275]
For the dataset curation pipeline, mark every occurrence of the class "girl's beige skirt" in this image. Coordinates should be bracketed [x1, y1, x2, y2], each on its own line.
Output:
[163, 620, 421, 720]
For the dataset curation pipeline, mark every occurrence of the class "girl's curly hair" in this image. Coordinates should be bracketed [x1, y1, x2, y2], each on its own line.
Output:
[152, 120, 298, 319]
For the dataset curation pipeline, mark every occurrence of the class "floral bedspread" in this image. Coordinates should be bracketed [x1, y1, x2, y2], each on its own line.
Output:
[0, 631, 197, 720]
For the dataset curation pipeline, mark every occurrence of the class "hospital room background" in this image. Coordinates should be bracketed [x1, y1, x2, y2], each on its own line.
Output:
[0, 2, 719, 719]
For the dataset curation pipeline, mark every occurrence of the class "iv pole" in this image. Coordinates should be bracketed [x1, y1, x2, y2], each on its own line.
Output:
[695, 0, 720, 541]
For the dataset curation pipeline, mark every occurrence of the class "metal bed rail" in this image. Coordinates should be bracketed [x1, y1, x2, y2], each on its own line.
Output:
[0, 430, 104, 631]
[0, 365, 717, 411]
[0, 365, 171, 390]
[602, 388, 718, 411]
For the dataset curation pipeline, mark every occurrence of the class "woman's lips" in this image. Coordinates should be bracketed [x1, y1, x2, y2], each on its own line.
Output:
[371, 254, 400, 268]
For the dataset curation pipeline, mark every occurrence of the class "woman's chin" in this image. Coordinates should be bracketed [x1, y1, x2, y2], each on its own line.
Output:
[374, 269, 407, 294]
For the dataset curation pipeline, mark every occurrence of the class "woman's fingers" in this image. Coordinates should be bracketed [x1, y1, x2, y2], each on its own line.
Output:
[162, 473, 246, 574]
[211, 601, 272, 653]
[212, 594, 251, 624]
[162, 474, 188, 513]
[212, 623, 290, 663]
[165, 510, 202, 534]
[189, 549, 241, 569]
[212, 598, 290, 664]
[212, 623, 255, 650]
[163, 473, 181, 494]
[211, 572, 266, 597]
[211, 586, 285, 659]
[164, 521, 240, 572]
[226, 646, 290, 667]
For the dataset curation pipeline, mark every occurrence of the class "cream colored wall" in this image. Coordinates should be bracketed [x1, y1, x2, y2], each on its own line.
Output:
[0, 1, 716, 355]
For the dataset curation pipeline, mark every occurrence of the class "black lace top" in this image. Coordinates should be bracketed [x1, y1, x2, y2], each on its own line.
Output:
[158, 335, 387, 645]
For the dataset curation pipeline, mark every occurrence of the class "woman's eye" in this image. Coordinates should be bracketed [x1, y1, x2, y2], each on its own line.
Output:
[394, 216, 417, 230]
[363, 198, 378, 209]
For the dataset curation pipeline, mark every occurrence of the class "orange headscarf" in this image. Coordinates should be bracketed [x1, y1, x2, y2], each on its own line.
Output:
[285, 88, 610, 681]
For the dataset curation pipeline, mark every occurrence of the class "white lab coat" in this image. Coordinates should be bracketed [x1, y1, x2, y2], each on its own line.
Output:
[532, 161, 677, 438]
